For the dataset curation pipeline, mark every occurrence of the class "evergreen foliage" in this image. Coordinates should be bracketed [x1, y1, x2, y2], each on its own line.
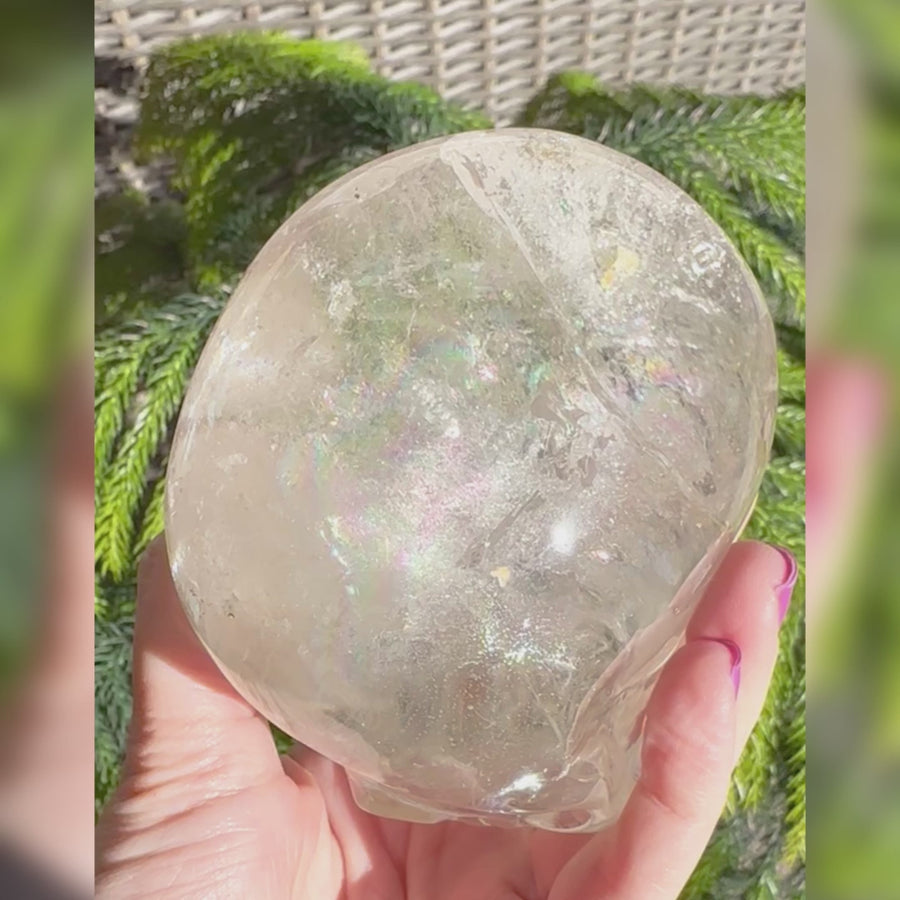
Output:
[519, 74, 805, 331]
[135, 34, 490, 288]
[95, 34, 805, 896]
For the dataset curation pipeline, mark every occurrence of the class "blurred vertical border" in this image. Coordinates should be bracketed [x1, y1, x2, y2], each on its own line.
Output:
[808, 0, 900, 897]
[0, 2, 92, 689]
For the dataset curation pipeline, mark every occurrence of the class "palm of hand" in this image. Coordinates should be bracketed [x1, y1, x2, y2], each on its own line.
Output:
[96, 539, 791, 900]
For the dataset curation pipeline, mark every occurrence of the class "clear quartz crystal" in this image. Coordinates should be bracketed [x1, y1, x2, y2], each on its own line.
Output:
[165, 129, 777, 832]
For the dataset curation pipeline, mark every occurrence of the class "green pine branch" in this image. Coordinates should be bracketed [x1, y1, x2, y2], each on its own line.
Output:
[95, 293, 223, 581]
[136, 33, 490, 285]
[776, 350, 806, 404]
[736, 456, 806, 808]
[518, 76, 806, 329]
[686, 348, 805, 893]
[135, 476, 167, 559]
[94, 610, 135, 811]
[783, 704, 807, 864]
[520, 77, 804, 199]
[94, 350, 142, 484]
[95, 193, 189, 330]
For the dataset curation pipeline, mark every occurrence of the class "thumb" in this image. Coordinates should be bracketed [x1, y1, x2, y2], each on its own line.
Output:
[101, 536, 282, 828]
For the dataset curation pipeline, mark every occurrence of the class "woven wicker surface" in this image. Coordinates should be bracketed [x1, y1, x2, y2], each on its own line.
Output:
[95, 0, 805, 122]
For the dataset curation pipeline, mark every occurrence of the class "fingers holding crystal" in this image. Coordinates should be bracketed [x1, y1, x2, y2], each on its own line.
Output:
[686, 540, 795, 759]
[112, 537, 282, 818]
[550, 638, 737, 900]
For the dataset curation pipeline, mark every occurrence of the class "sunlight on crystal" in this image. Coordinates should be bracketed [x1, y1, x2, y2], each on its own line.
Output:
[550, 519, 578, 555]
[165, 129, 777, 833]
[502, 772, 545, 795]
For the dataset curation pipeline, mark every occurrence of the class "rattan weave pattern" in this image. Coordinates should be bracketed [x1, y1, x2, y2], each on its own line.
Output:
[95, 0, 805, 122]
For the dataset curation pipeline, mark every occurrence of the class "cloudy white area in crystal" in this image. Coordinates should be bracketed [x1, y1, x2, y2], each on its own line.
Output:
[164, 129, 777, 831]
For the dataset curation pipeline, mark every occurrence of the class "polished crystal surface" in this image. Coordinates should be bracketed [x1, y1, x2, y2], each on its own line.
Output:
[165, 129, 777, 831]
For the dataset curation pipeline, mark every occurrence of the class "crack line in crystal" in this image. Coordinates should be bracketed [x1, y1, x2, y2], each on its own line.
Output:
[457, 490, 545, 568]
[443, 147, 721, 527]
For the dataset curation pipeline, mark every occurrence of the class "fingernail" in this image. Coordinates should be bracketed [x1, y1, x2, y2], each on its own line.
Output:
[773, 547, 799, 623]
[698, 637, 742, 697]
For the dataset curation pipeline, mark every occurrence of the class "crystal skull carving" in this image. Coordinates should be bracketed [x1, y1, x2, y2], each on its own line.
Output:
[165, 129, 777, 832]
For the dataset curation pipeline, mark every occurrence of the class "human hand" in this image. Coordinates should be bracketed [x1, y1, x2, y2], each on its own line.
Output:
[95, 536, 795, 900]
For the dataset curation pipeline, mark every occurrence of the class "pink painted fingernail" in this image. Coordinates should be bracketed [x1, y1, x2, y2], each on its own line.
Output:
[773, 547, 799, 623]
[698, 637, 742, 697]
